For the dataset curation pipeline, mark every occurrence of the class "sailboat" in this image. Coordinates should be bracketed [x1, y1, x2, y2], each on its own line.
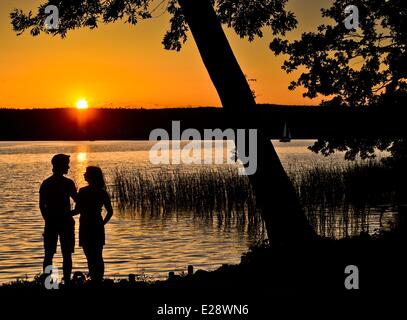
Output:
[279, 122, 292, 143]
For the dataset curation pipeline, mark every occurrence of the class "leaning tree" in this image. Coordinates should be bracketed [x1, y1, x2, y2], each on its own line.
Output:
[270, 0, 407, 161]
[11, 0, 316, 244]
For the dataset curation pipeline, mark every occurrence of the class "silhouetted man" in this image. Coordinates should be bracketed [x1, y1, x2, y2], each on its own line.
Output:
[40, 154, 77, 284]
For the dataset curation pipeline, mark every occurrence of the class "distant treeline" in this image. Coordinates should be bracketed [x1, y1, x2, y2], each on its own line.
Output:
[0, 105, 405, 140]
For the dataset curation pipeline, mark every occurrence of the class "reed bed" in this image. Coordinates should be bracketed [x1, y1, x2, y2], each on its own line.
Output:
[112, 166, 261, 229]
[111, 161, 399, 238]
[292, 161, 398, 237]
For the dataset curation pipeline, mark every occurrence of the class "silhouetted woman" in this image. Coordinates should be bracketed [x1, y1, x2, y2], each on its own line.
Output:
[74, 166, 113, 282]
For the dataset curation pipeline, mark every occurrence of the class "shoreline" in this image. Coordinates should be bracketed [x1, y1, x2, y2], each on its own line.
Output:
[1, 229, 405, 294]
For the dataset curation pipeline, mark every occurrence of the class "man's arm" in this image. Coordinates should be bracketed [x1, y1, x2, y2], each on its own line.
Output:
[39, 184, 47, 221]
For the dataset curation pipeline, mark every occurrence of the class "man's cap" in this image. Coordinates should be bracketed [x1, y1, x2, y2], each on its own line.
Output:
[51, 154, 70, 167]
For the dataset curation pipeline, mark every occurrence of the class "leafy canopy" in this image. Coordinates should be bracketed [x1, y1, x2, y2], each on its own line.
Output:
[270, 0, 406, 160]
[270, 0, 406, 107]
[10, 0, 297, 51]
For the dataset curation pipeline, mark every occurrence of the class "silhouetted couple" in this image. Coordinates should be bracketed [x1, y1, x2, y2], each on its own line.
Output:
[39, 154, 113, 284]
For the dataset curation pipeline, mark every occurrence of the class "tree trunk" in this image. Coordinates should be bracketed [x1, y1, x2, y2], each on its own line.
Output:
[178, 0, 316, 244]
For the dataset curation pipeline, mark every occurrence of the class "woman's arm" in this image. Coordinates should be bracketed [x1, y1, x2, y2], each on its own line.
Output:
[103, 190, 113, 225]
[71, 207, 80, 217]
[72, 189, 82, 216]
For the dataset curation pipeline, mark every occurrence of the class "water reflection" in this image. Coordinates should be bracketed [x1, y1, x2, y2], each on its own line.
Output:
[77, 152, 87, 163]
[0, 141, 266, 283]
[73, 146, 89, 188]
[0, 140, 395, 284]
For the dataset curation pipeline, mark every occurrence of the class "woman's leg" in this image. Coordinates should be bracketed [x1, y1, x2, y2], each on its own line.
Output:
[94, 246, 104, 282]
[61, 251, 72, 283]
[83, 245, 96, 280]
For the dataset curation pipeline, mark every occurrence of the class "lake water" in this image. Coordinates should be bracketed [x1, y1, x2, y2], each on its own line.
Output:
[0, 140, 393, 284]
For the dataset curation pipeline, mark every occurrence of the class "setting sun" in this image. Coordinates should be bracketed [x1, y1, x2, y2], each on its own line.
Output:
[76, 99, 89, 110]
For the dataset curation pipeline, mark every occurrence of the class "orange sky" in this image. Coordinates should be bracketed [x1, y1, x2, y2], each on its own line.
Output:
[0, 0, 330, 109]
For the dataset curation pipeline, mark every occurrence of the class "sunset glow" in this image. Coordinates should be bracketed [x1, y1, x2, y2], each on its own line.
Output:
[76, 99, 89, 110]
[0, 0, 326, 108]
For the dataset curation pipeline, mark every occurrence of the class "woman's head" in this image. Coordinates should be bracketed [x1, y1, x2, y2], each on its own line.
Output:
[84, 166, 106, 189]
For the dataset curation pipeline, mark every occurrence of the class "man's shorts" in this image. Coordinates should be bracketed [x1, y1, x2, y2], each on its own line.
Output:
[43, 217, 75, 254]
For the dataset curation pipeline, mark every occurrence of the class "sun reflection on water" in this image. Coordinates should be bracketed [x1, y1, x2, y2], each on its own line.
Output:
[73, 147, 89, 188]
[77, 152, 87, 163]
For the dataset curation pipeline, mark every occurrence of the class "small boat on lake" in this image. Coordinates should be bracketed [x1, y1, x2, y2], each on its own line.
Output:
[279, 122, 292, 143]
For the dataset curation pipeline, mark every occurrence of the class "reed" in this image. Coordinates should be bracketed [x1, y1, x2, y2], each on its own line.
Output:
[112, 166, 261, 228]
[291, 161, 398, 237]
[111, 161, 399, 238]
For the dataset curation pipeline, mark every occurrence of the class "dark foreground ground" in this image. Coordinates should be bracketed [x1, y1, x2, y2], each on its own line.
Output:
[0, 228, 405, 318]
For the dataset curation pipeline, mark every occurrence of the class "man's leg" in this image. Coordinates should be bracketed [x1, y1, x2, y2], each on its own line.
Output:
[43, 224, 57, 273]
[43, 251, 54, 273]
[60, 218, 75, 283]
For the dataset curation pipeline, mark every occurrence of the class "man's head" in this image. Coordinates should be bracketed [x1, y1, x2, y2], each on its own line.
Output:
[51, 154, 70, 175]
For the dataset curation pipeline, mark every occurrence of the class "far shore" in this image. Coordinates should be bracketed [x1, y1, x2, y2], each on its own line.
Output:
[1, 106, 404, 141]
